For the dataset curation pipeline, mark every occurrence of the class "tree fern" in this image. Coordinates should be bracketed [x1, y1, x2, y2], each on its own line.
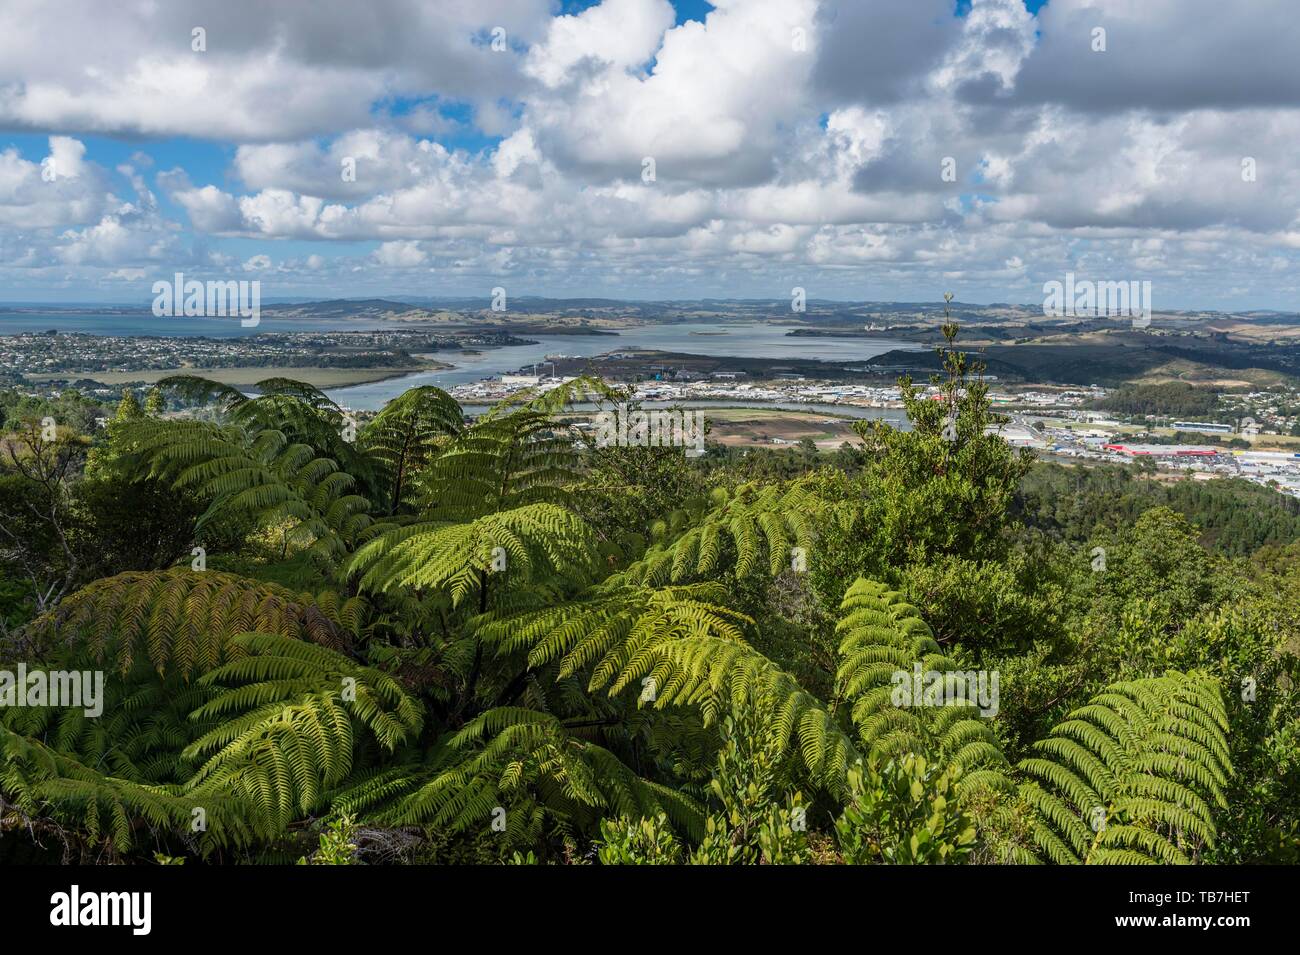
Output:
[376, 708, 704, 840]
[348, 503, 600, 608]
[416, 408, 582, 521]
[2, 673, 211, 784]
[477, 374, 623, 421]
[0, 726, 263, 854]
[158, 375, 376, 492]
[835, 578, 1012, 795]
[187, 633, 423, 752]
[8, 368, 1251, 867]
[121, 418, 372, 563]
[613, 484, 832, 586]
[476, 580, 855, 789]
[1019, 672, 1231, 864]
[357, 385, 463, 515]
[17, 568, 362, 676]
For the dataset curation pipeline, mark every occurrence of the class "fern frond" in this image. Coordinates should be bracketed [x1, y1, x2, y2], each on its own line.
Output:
[19, 569, 360, 677]
[1019, 672, 1232, 865]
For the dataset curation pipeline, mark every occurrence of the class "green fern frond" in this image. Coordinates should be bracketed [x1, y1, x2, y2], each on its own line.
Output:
[613, 484, 830, 586]
[834, 578, 1011, 793]
[358, 386, 463, 515]
[1019, 672, 1232, 865]
[348, 504, 599, 605]
[20, 569, 360, 677]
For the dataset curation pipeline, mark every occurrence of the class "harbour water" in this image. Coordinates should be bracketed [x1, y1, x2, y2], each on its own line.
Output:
[326, 323, 921, 409]
[0, 312, 921, 412]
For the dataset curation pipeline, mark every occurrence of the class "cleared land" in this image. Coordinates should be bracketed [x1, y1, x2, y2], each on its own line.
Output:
[702, 407, 861, 449]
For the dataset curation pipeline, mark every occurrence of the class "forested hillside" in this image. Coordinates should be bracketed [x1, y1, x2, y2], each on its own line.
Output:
[1017, 463, 1300, 557]
[1092, 382, 1222, 418]
[2, 331, 1297, 865]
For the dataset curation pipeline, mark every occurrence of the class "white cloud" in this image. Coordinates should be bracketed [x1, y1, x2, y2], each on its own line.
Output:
[524, 0, 675, 88]
[0, 0, 555, 140]
[55, 211, 182, 267]
[373, 241, 428, 268]
[0, 136, 106, 228]
[4, 0, 1300, 308]
[169, 182, 244, 233]
[523, 0, 820, 186]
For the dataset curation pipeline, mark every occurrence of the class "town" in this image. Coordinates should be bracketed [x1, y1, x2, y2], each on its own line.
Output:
[449, 363, 1300, 499]
[0, 328, 531, 392]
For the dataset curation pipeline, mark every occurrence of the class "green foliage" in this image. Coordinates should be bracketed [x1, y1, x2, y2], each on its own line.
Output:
[834, 579, 1011, 799]
[809, 320, 1033, 616]
[687, 714, 811, 865]
[143, 387, 166, 416]
[1017, 461, 1300, 557]
[847, 320, 1034, 574]
[614, 483, 832, 587]
[0, 728, 204, 854]
[298, 813, 360, 865]
[898, 553, 1062, 653]
[579, 405, 712, 546]
[0, 415, 88, 618]
[370, 706, 704, 846]
[349, 503, 599, 605]
[0, 342, 1284, 866]
[357, 386, 462, 516]
[70, 475, 204, 579]
[417, 407, 581, 521]
[0, 387, 106, 435]
[1080, 508, 1242, 649]
[596, 813, 683, 864]
[120, 417, 373, 564]
[835, 755, 976, 864]
[1019, 673, 1231, 864]
[114, 388, 142, 423]
[18, 568, 361, 675]
[1093, 382, 1220, 418]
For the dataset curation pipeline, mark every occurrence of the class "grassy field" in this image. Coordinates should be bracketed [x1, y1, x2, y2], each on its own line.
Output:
[701, 407, 860, 449]
[1132, 358, 1292, 389]
[29, 365, 441, 388]
[557, 405, 863, 450]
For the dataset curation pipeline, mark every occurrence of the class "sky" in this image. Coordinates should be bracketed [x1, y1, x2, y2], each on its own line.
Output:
[1, 0, 1299, 310]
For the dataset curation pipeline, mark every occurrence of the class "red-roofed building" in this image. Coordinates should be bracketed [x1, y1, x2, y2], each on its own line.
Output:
[1104, 443, 1220, 457]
